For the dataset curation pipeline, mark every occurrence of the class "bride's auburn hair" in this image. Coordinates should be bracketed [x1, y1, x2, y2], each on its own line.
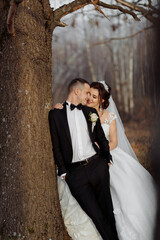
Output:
[90, 82, 111, 109]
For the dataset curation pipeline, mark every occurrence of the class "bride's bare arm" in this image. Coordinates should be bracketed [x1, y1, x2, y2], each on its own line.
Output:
[109, 119, 118, 150]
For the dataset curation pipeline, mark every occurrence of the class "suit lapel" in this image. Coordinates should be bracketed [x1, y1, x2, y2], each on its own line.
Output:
[82, 106, 94, 142]
[62, 102, 72, 146]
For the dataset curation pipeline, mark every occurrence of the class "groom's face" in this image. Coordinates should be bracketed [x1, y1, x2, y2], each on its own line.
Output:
[77, 83, 91, 105]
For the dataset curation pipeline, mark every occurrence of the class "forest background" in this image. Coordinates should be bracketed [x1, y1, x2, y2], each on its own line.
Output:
[52, 0, 159, 171]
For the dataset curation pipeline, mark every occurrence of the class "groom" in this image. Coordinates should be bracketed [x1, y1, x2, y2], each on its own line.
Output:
[49, 78, 118, 240]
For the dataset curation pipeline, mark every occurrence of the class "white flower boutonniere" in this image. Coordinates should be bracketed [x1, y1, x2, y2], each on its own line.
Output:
[89, 112, 99, 131]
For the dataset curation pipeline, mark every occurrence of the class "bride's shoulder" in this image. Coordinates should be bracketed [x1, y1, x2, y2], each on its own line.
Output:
[103, 110, 116, 118]
[102, 110, 117, 124]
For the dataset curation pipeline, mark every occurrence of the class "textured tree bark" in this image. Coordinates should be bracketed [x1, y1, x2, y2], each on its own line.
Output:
[0, 1, 70, 239]
[7, 0, 24, 36]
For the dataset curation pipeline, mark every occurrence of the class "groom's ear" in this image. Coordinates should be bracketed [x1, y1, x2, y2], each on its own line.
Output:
[74, 88, 79, 96]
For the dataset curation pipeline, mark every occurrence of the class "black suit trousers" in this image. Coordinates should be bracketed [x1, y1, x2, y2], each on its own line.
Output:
[66, 156, 119, 240]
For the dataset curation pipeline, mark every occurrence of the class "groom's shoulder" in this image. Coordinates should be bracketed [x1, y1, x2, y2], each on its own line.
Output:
[48, 107, 63, 119]
[49, 108, 58, 115]
[83, 105, 97, 113]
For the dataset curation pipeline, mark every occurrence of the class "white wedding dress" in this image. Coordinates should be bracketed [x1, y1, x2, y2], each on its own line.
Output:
[57, 112, 157, 240]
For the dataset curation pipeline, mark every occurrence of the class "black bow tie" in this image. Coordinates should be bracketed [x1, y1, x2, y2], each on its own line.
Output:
[70, 103, 82, 111]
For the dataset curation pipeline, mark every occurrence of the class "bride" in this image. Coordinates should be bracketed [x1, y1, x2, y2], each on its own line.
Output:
[56, 81, 157, 240]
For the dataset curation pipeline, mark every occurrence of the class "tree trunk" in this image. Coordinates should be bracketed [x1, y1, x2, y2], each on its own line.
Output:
[0, 1, 70, 239]
[119, 40, 129, 114]
[109, 44, 122, 108]
[128, 42, 134, 114]
[82, 15, 97, 82]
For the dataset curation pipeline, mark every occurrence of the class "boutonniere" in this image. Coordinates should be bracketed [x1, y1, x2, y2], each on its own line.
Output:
[89, 112, 99, 131]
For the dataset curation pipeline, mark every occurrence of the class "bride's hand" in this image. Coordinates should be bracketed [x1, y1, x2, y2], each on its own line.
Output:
[94, 142, 100, 148]
[54, 103, 63, 109]
[62, 175, 66, 180]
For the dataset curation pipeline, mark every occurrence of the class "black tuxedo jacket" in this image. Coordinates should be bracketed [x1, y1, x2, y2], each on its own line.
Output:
[48, 102, 112, 176]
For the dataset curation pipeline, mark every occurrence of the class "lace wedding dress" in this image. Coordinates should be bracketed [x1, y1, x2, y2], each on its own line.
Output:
[57, 112, 157, 240]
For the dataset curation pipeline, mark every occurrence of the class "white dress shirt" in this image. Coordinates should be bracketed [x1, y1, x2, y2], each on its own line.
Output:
[66, 101, 96, 163]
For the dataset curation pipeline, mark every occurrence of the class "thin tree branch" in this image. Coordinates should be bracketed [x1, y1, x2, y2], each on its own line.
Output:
[116, 0, 159, 23]
[92, 25, 154, 45]
[91, 0, 110, 21]
[140, 3, 160, 14]
[148, 0, 152, 7]
[133, 0, 143, 5]
[98, 1, 140, 21]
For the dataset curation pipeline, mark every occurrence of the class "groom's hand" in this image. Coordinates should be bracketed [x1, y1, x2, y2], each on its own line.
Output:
[108, 162, 111, 167]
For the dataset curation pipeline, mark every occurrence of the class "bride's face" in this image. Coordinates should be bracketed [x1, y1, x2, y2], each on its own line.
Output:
[87, 88, 100, 109]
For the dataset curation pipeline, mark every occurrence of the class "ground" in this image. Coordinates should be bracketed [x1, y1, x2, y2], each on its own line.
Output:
[124, 119, 154, 174]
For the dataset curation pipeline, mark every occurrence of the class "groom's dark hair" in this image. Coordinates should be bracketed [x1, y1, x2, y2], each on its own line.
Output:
[68, 78, 89, 93]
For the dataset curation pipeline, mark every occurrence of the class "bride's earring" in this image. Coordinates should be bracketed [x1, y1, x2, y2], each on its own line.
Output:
[100, 104, 102, 113]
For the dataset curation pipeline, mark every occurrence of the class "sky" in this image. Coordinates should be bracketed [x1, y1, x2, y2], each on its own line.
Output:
[49, 0, 73, 9]
[49, 0, 151, 9]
